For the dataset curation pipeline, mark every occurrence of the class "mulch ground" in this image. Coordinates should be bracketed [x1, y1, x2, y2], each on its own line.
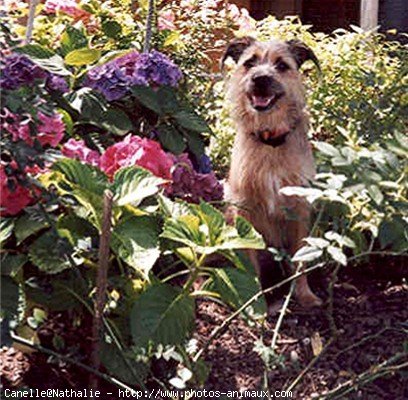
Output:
[2, 262, 407, 399]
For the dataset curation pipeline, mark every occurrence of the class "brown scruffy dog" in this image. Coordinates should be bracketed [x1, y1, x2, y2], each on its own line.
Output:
[222, 36, 323, 308]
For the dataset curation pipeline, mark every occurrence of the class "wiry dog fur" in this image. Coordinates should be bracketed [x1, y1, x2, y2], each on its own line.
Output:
[222, 36, 323, 308]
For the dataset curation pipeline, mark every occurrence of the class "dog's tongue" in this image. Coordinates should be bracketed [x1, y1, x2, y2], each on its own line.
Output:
[252, 95, 272, 108]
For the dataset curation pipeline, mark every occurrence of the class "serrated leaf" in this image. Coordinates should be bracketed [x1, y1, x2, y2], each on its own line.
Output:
[14, 214, 49, 245]
[28, 231, 73, 274]
[15, 44, 55, 59]
[29, 54, 72, 76]
[157, 124, 186, 154]
[65, 87, 108, 120]
[112, 167, 166, 207]
[130, 283, 195, 346]
[131, 86, 162, 114]
[111, 216, 160, 278]
[174, 110, 210, 133]
[102, 20, 122, 38]
[205, 268, 266, 315]
[100, 342, 147, 386]
[65, 48, 101, 66]
[292, 246, 323, 263]
[57, 214, 97, 245]
[0, 218, 15, 244]
[1, 253, 28, 277]
[313, 141, 341, 157]
[327, 246, 347, 266]
[101, 108, 133, 136]
[60, 26, 88, 56]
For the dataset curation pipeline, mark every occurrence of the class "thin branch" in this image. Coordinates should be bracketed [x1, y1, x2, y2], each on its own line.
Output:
[25, 0, 40, 44]
[10, 332, 137, 393]
[143, 0, 155, 53]
[285, 338, 334, 393]
[322, 352, 407, 399]
[90, 190, 113, 389]
[193, 262, 325, 362]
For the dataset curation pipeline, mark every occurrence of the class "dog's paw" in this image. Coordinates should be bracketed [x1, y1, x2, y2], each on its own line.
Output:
[297, 292, 323, 309]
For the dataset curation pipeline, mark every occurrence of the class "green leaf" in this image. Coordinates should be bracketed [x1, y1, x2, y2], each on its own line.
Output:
[367, 184, 384, 205]
[186, 131, 205, 158]
[57, 214, 97, 245]
[304, 237, 330, 248]
[112, 167, 166, 207]
[100, 343, 147, 386]
[60, 26, 88, 56]
[378, 217, 408, 251]
[161, 203, 264, 255]
[53, 158, 108, 196]
[29, 54, 72, 76]
[15, 44, 55, 58]
[174, 110, 210, 133]
[52, 159, 108, 230]
[292, 246, 323, 263]
[65, 48, 101, 66]
[14, 214, 49, 245]
[130, 283, 195, 346]
[131, 86, 162, 114]
[0, 218, 15, 244]
[157, 125, 186, 154]
[102, 20, 122, 38]
[28, 230, 74, 274]
[313, 141, 341, 157]
[327, 246, 347, 266]
[101, 108, 133, 136]
[164, 30, 181, 47]
[1, 253, 28, 277]
[205, 268, 266, 315]
[1, 277, 19, 318]
[157, 87, 181, 114]
[111, 216, 160, 278]
[65, 88, 108, 121]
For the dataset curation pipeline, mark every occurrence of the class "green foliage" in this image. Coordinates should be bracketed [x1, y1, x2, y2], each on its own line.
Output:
[130, 283, 195, 346]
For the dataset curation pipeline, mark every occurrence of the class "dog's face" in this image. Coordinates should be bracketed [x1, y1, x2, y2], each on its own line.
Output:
[222, 37, 319, 136]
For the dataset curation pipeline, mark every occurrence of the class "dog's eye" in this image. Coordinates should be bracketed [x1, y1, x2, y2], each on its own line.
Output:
[276, 59, 290, 72]
[243, 56, 258, 69]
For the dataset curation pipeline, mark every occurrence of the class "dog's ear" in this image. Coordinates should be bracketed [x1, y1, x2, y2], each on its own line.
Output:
[221, 36, 256, 70]
[287, 39, 321, 72]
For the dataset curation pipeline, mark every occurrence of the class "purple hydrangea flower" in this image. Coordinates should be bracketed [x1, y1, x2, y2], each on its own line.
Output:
[134, 50, 183, 87]
[45, 74, 69, 93]
[171, 153, 223, 203]
[84, 50, 182, 101]
[0, 54, 47, 90]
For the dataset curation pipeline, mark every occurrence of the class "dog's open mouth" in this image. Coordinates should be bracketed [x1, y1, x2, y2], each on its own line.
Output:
[250, 93, 283, 112]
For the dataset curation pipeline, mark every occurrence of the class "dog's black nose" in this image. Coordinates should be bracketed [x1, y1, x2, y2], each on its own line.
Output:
[252, 75, 274, 87]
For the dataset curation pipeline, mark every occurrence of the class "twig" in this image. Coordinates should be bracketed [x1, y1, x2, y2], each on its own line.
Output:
[321, 352, 408, 399]
[143, 0, 155, 53]
[193, 262, 325, 362]
[271, 279, 296, 350]
[11, 332, 136, 392]
[25, 0, 40, 44]
[90, 190, 113, 389]
[285, 337, 334, 393]
[326, 263, 341, 337]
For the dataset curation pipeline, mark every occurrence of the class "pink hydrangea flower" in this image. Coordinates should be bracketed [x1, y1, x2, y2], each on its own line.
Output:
[1, 109, 65, 147]
[158, 9, 176, 31]
[37, 112, 65, 147]
[0, 165, 33, 216]
[1, 109, 31, 143]
[99, 135, 174, 180]
[44, 0, 91, 20]
[62, 138, 100, 166]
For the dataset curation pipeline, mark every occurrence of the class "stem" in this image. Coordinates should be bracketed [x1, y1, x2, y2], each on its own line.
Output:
[193, 262, 325, 363]
[327, 263, 341, 337]
[11, 332, 137, 393]
[90, 190, 113, 389]
[25, 0, 39, 44]
[143, 0, 155, 53]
